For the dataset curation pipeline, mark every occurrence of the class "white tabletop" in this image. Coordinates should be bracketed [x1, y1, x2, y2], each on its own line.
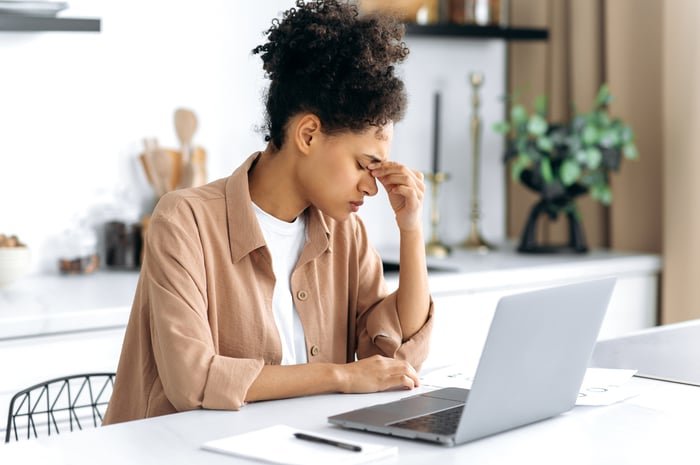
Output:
[2, 376, 699, 465]
[593, 319, 700, 386]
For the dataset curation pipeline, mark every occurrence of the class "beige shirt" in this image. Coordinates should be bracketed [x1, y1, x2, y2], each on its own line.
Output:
[103, 153, 433, 425]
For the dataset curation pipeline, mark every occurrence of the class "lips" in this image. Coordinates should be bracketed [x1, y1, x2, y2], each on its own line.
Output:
[349, 200, 364, 212]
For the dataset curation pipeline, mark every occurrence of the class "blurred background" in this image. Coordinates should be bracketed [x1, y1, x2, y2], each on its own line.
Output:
[0, 1, 696, 350]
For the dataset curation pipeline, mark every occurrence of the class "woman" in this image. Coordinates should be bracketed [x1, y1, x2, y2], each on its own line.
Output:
[103, 0, 433, 425]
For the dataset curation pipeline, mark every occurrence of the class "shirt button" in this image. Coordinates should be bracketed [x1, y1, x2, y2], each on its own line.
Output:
[310, 345, 320, 357]
[297, 290, 308, 301]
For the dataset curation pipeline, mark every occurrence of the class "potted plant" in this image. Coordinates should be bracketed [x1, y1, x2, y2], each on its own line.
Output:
[494, 84, 638, 253]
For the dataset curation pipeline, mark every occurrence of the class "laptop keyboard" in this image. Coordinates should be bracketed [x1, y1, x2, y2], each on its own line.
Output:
[388, 405, 464, 436]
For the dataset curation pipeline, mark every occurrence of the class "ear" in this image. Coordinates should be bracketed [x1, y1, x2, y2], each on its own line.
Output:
[292, 113, 322, 155]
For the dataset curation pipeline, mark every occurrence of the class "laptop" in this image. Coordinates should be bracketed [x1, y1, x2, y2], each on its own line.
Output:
[329, 278, 616, 446]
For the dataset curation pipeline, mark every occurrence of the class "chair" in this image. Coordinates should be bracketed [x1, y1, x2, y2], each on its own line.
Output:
[4, 373, 116, 443]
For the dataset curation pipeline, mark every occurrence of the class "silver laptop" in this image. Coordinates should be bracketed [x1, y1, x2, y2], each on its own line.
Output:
[329, 278, 616, 446]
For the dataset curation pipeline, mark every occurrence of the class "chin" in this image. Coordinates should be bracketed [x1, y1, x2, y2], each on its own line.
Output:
[320, 207, 352, 223]
[312, 202, 354, 222]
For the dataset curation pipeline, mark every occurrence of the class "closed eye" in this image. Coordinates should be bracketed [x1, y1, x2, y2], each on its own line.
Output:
[357, 161, 368, 171]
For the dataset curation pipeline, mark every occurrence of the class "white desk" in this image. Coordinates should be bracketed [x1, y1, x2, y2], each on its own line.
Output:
[593, 319, 700, 386]
[2, 376, 699, 465]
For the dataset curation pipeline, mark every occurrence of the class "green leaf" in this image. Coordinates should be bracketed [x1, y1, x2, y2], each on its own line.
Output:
[621, 125, 634, 144]
[527, 146, 542, 162]
[623, 143, 639, 160]
[567, 136, 582, 154]
[590, 184, 612, 205]
[492, 121, 510, 134]
[560, 160, 581, 186]
[595, 83, 612, 108]
[540, 158, 553, 184]
[573, 115, 587, 132]
[582, 124, 599, 145]
[586, 148, 603, 169]
[535, 95, 548, 116]
[599, 128, 620, 148]
[527, 114, 548, 136]
[575, 150, 588, 164]
[596, 111, 611, 128]
[511, 105, 527, 124]
[536, 136, 554, 153]
[511, 155, 530, 181]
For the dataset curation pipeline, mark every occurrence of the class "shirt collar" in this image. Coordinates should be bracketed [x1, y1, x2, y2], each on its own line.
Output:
[226, 152, 331, 264]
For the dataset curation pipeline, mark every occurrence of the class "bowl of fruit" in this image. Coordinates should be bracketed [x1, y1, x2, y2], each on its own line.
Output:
[0, 234, 31, 288]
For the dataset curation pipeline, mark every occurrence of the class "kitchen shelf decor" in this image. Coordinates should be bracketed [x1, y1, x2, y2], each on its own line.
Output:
[405, 23, 547, 41]
[0, 15, 100, 32]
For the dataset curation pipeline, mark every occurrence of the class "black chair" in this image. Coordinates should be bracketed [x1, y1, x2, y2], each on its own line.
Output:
[4, 373, 116, 443]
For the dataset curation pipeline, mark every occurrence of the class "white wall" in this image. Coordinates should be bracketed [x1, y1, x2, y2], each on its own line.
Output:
[0, 1, 505, 272]
[374, 36, 506, 249]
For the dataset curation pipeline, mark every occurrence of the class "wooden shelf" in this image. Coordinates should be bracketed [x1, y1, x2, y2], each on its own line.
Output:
[0, 15, 100, 32]
[405, 23, 548, 41]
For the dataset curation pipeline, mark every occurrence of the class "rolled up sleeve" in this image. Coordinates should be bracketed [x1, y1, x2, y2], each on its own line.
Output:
[146, 213, 263, 412]
[352, 218, 434, 371]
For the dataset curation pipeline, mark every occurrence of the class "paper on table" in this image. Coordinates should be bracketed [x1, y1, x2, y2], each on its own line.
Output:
[420, 365, 639, 406]
[202, 424, 397, 465]
[577, 367, 639, 406]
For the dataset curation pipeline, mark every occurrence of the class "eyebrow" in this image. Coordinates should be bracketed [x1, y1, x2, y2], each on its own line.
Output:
[362, 153, 384, 163]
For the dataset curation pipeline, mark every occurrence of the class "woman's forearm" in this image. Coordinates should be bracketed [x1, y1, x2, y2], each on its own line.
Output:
[245, 363, 342, 402]
[244, 355, 421, 403]
[396, 228, 431, 339]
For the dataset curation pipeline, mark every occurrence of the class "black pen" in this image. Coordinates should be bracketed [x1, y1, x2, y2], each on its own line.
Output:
[293, 432, 362, 452]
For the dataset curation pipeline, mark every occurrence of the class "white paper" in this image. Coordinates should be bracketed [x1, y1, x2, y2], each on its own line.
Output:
[420, 365, 639, 406]
[202, 424, 397, 465]
[577, 367, 639, 406]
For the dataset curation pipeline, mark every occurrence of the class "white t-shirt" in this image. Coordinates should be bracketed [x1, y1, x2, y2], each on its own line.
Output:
[252, 202, 308, 365]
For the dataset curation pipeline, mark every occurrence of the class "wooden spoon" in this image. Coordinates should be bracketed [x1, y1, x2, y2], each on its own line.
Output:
[141, 138, 165, 197]
[174, 108, 198, 189]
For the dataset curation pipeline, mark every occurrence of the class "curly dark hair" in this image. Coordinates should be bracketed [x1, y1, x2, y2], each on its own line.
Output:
[252, 0, 409, 150]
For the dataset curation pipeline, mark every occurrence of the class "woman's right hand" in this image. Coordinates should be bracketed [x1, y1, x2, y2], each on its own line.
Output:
[337, 355, 420, 394]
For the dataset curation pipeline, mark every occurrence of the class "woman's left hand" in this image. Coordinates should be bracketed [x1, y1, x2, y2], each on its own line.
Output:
[369, 161, 425, 232]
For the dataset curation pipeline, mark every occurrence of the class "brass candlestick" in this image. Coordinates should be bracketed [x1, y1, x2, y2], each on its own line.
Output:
[425, 171, 451, 258]
[460, 72, 495, 253]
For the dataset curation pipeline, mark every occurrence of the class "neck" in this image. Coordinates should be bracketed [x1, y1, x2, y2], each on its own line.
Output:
[248, 145, 308, 222]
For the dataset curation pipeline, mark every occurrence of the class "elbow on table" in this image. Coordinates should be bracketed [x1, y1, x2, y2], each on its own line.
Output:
[167, 391, 203, 413]
[161, 379, 206, 412]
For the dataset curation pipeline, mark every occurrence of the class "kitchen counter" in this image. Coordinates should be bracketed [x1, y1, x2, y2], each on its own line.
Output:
[0, 246, 661, 342]
[0, 271, 139, 340]
[380, 244, 661, 294]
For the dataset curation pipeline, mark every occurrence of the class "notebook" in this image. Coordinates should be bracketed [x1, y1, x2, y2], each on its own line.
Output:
[202, 424, 397, 465]
[329, 278, 616, 446]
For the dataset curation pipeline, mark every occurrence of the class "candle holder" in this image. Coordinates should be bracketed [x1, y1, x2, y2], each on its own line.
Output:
[425, 171, 451, 258]
[460, 71, 495, 253]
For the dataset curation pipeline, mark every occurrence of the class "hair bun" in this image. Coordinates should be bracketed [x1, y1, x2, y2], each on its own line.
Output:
[253, 0, 409, 149]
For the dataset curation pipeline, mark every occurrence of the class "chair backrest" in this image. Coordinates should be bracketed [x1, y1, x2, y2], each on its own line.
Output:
[5, 373, 116, 443]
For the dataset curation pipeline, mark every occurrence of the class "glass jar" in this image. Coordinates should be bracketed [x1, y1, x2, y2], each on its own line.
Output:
[449, 0, 507, 26]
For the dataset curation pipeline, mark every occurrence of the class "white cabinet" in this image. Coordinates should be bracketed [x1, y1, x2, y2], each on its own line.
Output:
[382, 246, 661, 371]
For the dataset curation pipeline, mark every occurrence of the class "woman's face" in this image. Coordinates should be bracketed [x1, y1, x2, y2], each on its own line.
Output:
[298, 123, 393, 222]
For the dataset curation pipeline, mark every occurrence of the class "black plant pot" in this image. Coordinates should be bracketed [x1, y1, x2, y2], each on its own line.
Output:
[516, 170, 588, 254]
[517, 199, 588, 254]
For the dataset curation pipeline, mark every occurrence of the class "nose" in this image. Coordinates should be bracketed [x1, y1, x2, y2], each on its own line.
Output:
[360, 171, 379, 197]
